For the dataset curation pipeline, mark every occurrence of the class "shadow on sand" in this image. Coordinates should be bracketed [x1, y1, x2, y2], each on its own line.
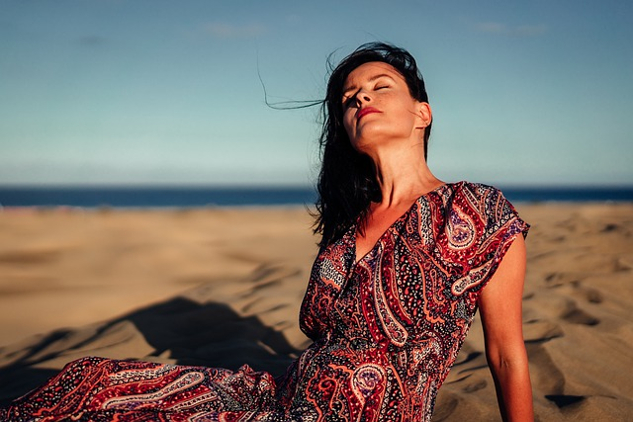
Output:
[0, 297, 302, 406]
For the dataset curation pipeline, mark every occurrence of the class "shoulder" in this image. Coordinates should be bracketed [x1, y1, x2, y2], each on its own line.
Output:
[430, 180, 503, 201]
[451, 181, 504, 201]
[431, 181, 507, 213]
[442, 182, 529, 295]
[448, 181, 514, 215]
[439, 181, 527, 237]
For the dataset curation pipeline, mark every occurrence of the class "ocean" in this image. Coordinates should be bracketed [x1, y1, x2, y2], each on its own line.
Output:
[0, 185, 632, 208]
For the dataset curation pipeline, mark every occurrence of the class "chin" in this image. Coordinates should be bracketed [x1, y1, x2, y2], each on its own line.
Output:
[350, 132, 399, 155]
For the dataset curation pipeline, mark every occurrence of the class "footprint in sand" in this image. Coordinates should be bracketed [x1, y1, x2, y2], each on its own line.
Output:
[544, 274, 606, 309]
[560, 299, 600, 326]
[523, 291, 535, 300]
[430, 392, 459, 421]
[525, 343, 565, 397]
[573, 284, 603, 304]
[523, 320, 564, 344]
[544, 272, 580, 288]
[544, 394, 586, 409]
[600, 223, 619, 233]
[462, 377, 487, 393]
[615, 257, 633, 272]
[524, 328, 590, 412]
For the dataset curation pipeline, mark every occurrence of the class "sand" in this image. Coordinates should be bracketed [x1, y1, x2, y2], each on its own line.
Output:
[0, 203, 632, 420]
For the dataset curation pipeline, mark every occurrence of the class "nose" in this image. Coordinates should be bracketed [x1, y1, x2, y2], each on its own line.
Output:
[354, 89, 372, 106]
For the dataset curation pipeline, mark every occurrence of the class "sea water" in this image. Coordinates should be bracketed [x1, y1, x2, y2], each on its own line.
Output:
[0, 185, 632, 208]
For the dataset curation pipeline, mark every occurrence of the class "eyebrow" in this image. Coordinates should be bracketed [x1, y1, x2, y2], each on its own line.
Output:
[342, 73, 397, 97]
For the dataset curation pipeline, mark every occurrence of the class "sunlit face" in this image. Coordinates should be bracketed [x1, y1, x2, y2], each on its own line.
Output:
[341, 62, 430, 153]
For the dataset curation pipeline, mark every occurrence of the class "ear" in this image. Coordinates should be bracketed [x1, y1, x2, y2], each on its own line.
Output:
[416, 102, 433, 128]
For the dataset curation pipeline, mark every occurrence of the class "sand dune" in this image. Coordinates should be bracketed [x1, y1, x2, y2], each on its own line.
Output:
[0, 203, 632, 420]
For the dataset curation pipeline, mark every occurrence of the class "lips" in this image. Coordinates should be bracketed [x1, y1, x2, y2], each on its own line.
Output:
[356, 107, 381, 121]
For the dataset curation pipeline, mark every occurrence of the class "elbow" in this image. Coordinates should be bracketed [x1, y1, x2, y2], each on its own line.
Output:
[486, 344, 529, 376]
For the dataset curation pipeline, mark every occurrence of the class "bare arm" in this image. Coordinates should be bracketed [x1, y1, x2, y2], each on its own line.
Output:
[478, 235, 534, 421]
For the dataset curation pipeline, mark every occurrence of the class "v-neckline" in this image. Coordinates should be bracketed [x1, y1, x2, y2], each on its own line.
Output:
[351, 182, 452, 266]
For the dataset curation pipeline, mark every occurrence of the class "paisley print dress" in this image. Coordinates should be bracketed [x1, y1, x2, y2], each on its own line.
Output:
[1, 182, 528, 422]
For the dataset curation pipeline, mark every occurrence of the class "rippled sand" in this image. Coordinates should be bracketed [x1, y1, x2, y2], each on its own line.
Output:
[1, 204, 631, 420]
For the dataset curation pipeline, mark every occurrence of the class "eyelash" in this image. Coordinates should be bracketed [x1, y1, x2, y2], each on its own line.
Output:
[343, 85, 389, 106]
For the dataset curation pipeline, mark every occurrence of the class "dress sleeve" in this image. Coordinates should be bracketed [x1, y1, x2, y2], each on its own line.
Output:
[450, 185, 529, 296]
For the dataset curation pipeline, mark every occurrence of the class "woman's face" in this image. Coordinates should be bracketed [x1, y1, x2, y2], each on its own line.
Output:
[341, 61, 430, 154]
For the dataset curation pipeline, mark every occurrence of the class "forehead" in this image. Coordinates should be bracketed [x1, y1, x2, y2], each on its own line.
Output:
[344, 61, 405, 88]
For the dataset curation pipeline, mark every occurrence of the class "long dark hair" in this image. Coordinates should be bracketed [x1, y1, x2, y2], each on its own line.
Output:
[314, 42, 432, 247]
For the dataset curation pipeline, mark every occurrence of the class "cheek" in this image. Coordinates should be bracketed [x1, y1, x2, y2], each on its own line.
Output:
[342, 111, 355, 137]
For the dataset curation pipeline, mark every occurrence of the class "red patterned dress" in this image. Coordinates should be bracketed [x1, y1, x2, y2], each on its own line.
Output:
[1, 182, 528, 422]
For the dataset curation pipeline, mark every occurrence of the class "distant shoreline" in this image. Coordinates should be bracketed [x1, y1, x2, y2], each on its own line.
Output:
[1, 185, 632, 208]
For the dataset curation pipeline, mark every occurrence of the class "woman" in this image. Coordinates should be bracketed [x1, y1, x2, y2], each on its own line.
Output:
[1, 43, 532, 421]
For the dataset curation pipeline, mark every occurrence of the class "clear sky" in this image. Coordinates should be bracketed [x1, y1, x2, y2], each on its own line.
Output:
[1, 0, 631, 187]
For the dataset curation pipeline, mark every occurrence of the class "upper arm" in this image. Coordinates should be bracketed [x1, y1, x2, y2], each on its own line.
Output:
[478, 235, 527, 361]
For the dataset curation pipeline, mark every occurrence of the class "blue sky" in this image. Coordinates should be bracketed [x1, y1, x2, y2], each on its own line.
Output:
[1, 0, 631, 186]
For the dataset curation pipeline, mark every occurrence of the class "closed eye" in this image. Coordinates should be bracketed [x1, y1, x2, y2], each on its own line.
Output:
[342, 82, 391, 107]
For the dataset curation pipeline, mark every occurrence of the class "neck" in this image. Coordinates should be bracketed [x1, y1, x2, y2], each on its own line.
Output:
[367, 142, 442, 207]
